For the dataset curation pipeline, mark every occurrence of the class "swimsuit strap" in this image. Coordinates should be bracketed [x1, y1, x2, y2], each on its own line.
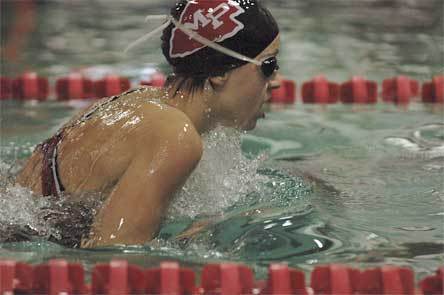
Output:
[72, 87, 142, 128]
[41, 131, 66, 197]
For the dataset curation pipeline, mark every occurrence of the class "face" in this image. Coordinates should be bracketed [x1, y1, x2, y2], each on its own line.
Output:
[213, 35, 281, 130]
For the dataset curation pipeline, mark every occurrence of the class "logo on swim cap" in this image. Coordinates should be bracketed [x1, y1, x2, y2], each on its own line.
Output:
[170, 0, 245, 58]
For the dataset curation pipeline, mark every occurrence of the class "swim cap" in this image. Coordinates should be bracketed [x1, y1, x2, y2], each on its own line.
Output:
[162, 0, 279, 79]
[169, 0, 247, 58]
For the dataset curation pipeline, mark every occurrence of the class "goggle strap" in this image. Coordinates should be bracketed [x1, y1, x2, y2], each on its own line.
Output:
[144, 15, 169, 22]
[124, 17, 172, 54]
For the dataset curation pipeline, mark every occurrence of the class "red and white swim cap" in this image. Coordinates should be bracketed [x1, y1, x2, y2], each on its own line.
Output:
[169, 0, 246, 58]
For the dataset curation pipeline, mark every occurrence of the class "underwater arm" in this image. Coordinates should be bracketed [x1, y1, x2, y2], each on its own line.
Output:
[83, 125, 203, 248]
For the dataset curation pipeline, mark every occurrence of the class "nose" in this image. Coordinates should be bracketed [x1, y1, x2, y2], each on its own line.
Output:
[265, 74, 282, 103]
[268, 73, 282, 91]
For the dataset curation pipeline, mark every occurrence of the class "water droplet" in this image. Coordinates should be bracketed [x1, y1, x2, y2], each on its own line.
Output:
[282, 220, 292, 227]
[117, 218, 124, 231]
[264, 223, 277, 230]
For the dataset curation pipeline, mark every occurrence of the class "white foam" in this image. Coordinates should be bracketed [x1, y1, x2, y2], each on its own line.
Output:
[168, 126, 268, 218]
[0, 183, 57, 240]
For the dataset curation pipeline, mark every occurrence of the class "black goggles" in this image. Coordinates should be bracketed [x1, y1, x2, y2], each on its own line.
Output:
[260, 56, 280, 78]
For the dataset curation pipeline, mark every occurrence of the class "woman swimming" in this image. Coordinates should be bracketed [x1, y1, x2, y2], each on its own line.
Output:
[16, 0, 281, 248]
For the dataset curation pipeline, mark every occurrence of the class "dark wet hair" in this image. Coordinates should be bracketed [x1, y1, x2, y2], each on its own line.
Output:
[161, 0, 279, 94]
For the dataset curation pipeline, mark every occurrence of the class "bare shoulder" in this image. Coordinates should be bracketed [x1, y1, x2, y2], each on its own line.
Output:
[135, 102, 203, 163]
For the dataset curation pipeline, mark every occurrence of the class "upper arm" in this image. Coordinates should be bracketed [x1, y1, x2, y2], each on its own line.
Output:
[85, 117, 202, 247]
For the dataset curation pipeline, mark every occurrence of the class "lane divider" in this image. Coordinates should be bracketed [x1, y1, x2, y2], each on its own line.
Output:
[382, 76, 419, 105]
[0, 72, 443, 105]
[94, 75, 131, 99]
[0, 259, 442, 294]
[301, 75, 339, 104]
[0, 260, 33, 294]
[339, 76, 378, 104]
[422, 76, 444, 104]
[11, 72, 49, 101]
[262, 263, 307, 295]
[56, 73, 94, 101]
[310, 264, 359, 294]
[419, 267, 444, 295]
[201, 263, 254, 295]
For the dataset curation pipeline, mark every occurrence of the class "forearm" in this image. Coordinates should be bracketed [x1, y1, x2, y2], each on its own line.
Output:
[82, 188, 167, 248]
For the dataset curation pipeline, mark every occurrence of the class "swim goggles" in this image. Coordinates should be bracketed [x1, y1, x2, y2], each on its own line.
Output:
[124, 15, 279, 79]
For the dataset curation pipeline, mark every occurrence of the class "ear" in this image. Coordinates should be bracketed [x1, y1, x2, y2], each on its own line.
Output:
[208, 72, 230, 90]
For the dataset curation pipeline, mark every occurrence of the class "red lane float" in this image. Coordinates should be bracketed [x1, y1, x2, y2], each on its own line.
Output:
[12, 72, 49, 101]
[3, 72, 444, 106]
[270, 78, 296, 104]
[92, 260, 145, 295]
[0, 260, 33, 294]
[140, 72, 166, 88]
[382, 75, 419, 105]
[381, 266, 415, 295]
[302, 75, 339, 104]
[311, 265, 359, 294]
[201, 263, 254, 295]
[0, 260, 15, 293]
[261, 264, 307, 295]
[356, 266, 415, 295]
[1, 259, 443, 295]
[93, 75, 131, 98]
[340, 76, 378, 104]
[33, 259, 88, 295]
[144, 261, 196, 295]
[0, 76, 12, 100]
[419, 267, 444, 295]
[422, 76, 444, 104]
[56, 73, 94, 100]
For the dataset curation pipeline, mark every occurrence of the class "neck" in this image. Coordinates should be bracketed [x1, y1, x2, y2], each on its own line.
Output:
[160, 83, 216, 134]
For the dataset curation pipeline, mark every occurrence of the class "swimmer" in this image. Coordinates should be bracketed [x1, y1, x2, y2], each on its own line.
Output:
[15, 0, 281, 248]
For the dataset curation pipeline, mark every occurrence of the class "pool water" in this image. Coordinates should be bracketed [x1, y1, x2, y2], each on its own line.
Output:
[1, 0, 443, 279]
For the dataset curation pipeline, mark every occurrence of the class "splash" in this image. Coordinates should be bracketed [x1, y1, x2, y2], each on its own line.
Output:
[0, 183, 57, 242]
[167, 126, 267, 218]
[0, 126, 310, 247]
[0, 160, 100, 247]
[167, 126, 311, 219]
